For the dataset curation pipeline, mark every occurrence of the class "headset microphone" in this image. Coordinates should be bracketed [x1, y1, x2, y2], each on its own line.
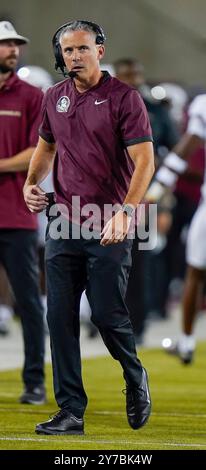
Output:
[68, 70, 77, 78]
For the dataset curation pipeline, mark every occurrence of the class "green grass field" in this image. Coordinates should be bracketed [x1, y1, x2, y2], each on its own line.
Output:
[0, 344, 206, 450]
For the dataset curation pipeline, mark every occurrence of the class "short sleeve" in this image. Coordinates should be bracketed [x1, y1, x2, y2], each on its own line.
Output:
[27, 88, 44, 147]
[187, 95, 206, 140]
[39, 90, 55, 143]
[119, 89, 153, 146]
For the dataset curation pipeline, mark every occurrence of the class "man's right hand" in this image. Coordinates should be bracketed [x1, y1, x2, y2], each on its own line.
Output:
[23, 184, 49, 213]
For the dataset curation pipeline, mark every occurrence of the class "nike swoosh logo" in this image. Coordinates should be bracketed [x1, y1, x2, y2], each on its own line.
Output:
[95, 99, 108, 105]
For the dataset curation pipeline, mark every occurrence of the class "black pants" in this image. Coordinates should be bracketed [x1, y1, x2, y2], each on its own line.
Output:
[45, 225, 143, 418]
[126, 236, 148, 337]
[0, 230, 45, 386]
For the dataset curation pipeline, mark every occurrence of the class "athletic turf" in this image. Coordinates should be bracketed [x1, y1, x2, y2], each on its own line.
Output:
[0, 344, 206, 450]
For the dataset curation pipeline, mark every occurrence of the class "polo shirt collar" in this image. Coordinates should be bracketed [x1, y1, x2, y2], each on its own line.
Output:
[72, 70, 110, 95]
[1, 72, 19, 91]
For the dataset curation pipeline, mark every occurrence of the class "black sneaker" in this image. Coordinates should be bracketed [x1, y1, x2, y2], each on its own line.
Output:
[35, 409, 84, 435]
[19, 385, 46, 405]
[123, 368, 151, 430]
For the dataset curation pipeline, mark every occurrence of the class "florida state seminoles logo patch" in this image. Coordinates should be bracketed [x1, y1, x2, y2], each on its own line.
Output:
[56, 96, 70, 113]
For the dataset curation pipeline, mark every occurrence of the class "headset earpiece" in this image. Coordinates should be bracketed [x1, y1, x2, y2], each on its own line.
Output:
[52, 27, 66, 74]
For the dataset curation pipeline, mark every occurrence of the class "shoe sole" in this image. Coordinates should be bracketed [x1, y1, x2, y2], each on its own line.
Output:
[128, 407, 151, 430]
[35, 429, 84, 435]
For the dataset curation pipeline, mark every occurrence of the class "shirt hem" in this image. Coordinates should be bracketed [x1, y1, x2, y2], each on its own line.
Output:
[39, 130, 55, 144]
[124, 136, 153, 146]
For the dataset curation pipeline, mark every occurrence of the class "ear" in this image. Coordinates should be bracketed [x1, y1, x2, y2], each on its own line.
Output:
[97, 45, 105, 61]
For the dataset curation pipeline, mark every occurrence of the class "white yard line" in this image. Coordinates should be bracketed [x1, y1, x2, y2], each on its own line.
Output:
[0, 407, 206, 419]
[0, 436, 205, 448]
[94, 411, 206, 418]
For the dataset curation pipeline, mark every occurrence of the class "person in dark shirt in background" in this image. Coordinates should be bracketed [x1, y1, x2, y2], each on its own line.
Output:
[114, 58, 179, 342]
[114, 58, 179, 158]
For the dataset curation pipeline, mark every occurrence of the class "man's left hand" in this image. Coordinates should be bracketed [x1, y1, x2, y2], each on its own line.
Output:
[100, 210, 132, 246]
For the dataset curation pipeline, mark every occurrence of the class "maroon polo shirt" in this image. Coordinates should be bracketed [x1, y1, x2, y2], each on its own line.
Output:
[39, 71, 152, 226]
[0, 73, 43, 229]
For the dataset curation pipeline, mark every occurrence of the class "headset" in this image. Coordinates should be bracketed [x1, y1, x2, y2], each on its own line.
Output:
[52, 20, 106, 76]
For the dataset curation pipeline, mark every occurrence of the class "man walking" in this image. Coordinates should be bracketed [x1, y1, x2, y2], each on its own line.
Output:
[24, 20, 154, 434]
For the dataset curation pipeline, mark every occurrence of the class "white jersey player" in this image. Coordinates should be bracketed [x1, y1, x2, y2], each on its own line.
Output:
[147, 94, 206, 364]
[185, 95, 206, 269]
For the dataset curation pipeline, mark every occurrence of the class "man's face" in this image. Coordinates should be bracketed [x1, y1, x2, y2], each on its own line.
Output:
[60, 30, 105, 80]
[116, 64, 145, 89]
[0, 40, 19, 73]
